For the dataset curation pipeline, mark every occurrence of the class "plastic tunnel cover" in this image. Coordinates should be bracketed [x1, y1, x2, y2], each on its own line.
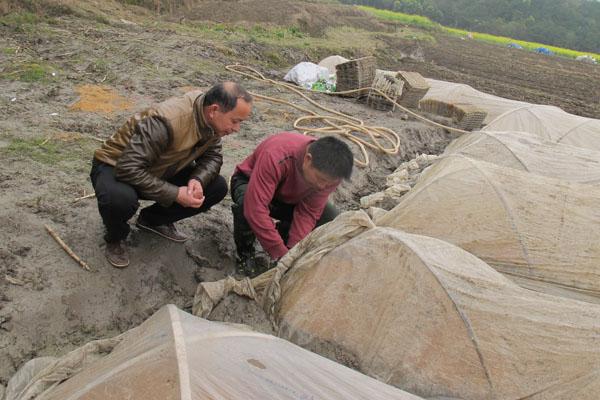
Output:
[11, 305, 420, 400]
[275, 227, 600, 400]
[377, 155, 600, 301]
[443, 130, 600, 185]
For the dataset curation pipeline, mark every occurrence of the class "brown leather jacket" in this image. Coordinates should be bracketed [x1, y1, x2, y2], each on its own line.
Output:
[94, 91, 222, 206]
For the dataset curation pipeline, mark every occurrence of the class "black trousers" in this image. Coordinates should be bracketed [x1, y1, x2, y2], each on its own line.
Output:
[90, 160, 227, 243]
[230, 172, 339, 258]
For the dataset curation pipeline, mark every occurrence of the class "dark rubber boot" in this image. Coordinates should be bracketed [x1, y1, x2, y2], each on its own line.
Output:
[231, 203, 256, 259]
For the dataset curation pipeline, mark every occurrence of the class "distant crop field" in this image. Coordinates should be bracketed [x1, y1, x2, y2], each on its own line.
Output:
[358, 6, 439, 30]
[359, 6, 600, 62]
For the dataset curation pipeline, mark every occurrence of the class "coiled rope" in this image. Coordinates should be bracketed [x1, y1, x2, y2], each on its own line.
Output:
[226, 64, 468, 167]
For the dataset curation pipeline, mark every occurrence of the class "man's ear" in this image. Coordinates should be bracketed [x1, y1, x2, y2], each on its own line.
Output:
[303, 151, 313, 165]
[205, 104, 220, 119]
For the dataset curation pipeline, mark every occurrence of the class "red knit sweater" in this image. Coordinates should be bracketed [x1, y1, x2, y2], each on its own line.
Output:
[234, 132, 338, 259]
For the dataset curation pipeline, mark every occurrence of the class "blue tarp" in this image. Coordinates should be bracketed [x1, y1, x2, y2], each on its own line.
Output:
[534, 47, 553, 55]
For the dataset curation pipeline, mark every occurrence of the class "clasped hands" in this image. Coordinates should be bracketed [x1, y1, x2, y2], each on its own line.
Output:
[176, 179, 205, 208]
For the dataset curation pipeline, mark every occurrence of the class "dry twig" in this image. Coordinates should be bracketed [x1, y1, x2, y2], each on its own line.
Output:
[44, 224, 93, 272]
[5, 275, 25, 286]
[73, 192, 96, 203]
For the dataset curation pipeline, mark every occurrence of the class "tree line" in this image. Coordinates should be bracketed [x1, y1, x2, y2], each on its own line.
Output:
[340, 0, 600, 53]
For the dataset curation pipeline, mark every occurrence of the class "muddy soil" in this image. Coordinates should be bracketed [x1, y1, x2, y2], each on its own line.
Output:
[381, 34, 600, 118]
[185, 0, 600, 118]
[0, 0, 598, 388]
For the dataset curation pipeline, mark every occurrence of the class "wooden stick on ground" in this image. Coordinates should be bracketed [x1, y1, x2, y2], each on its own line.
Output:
[73, 192, 96, 203]
[44, 224, 93, 272]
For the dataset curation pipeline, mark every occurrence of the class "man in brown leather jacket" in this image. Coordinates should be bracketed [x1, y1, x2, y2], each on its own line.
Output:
[90, 82, 252, 267]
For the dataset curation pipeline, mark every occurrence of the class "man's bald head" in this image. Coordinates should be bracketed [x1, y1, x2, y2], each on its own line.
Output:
[204, 81, 252, 112]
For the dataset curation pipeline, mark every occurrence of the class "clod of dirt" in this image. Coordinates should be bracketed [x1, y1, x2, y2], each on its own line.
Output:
[0, 315, 12, 332]
[185, 246, 214, 269]
[69, 85, 133, 113]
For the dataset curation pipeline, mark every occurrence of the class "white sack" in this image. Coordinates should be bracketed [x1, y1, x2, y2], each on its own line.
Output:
[283, 61, 331, 88]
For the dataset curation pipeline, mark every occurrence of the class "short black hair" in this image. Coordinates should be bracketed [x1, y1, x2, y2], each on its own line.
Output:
[308, 136, 354, 180]
[204, 81, 252, 112]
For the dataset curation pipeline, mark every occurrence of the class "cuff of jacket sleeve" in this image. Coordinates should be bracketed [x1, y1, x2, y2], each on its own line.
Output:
[192, 175, 206, 189]
[157, 183, 179, 207]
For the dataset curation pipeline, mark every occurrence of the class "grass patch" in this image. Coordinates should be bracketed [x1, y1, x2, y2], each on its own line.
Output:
[250, 25, 304, 41]
[0, 11, 58, 32]
[1, 136, 97, 166]
[323, 26, 381, 52]
[263, 50, 285, 67]
[1, 62, 58, 82]
[170, 20, 306, 43]
[3, 138, 64, 164]
[2, 47, 18, 55]
[161, 19, 382, 61]
[0, 11, 41, 27]
[358, 6, 440, 30]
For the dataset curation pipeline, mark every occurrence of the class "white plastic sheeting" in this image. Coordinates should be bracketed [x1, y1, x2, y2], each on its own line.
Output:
[6, 304, 418, 400]
[443, 130, 600, 185]
[377, 155, 600, 302]
[195, 212, 600, 400]
[274, 227, 600, 400]
[422, 79, 528, 123]
[483, 104, 600, 151]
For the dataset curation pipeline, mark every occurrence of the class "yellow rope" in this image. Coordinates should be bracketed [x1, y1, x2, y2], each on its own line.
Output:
[226, 64, 469, 167]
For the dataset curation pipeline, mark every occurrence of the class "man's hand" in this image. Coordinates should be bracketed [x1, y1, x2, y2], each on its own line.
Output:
[176, 183, 204, 208]
[187, 179, 205, 202]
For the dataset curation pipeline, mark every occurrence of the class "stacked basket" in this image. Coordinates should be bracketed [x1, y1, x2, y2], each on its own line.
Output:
[335, 56, 376, 98]
[397, 71, 430, 108]
[419, 99, 487, 131]
[453, 103, 487, 131]
[367, 70, 404, 111]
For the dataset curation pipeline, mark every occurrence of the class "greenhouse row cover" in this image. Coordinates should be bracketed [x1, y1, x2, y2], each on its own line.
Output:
[8, 76, 600, 400]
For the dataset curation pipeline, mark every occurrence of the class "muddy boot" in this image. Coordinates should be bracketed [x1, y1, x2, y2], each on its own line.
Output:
[105, 240, 129, 268]
[236, 253, 274, 278]
[232, 202, 256, 254]
[236, 253, 258, 276]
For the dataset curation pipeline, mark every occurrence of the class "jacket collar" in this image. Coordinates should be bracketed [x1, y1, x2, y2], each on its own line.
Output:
[193, 93, 216, 142]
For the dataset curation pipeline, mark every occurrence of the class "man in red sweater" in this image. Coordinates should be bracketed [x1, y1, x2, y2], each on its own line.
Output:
[230, 132, 354, 276]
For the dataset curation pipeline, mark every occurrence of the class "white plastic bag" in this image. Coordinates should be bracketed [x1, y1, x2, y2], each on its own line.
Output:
[284, 62, 331, 89]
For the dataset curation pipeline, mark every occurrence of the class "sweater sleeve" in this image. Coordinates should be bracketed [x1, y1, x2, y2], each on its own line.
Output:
[287, 186, 334, 248]
[243, 152, 289, 259]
